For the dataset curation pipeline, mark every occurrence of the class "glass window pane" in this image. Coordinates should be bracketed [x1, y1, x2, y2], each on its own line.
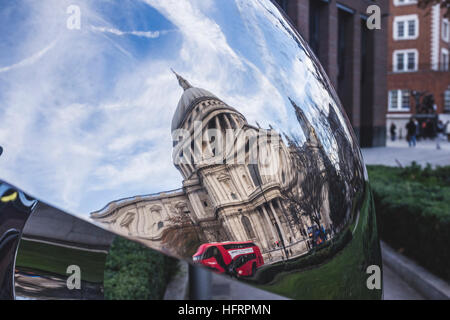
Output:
[407, 52, 415, 70]
[444, 89, 450, 112]
[397, 21, 404, 38]
[408, 20, 415, 37]
[390, 90, 398, 109]
[396, 53, 404, 70]
[401, 90, 410, 109]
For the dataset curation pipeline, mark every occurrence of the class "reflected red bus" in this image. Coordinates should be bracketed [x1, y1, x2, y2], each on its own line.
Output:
[192, 241, 264, 277]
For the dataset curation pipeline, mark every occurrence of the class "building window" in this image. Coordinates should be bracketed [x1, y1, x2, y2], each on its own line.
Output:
[444, 87, 450, 113]
[443, 19, 449, 42]
[389, 90, 411, 111]
[393, 15, 419, 40]
[241, 216, 256, 239]
[441, 49, 449, 71]
[393, 0, 418, 6]
[393, 49, 418, 72]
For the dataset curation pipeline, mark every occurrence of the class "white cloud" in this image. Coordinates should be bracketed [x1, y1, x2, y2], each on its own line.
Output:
[0, 40, 57, 73]
[0, 0, 352, 217]
[91, 26, 163, 38]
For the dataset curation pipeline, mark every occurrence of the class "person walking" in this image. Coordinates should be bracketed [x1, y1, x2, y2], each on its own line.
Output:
[390, 123, 397, 141]
[406, 118, 417, 147]
[414, 118, 420, 141]
[436, 120, 449, 150]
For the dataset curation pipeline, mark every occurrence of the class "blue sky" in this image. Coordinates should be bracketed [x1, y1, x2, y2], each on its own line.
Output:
[0, 0, 354, 216]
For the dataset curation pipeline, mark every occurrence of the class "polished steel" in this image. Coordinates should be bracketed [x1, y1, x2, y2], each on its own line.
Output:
[0, 0, 382, 299]
[0, 183, 36, 299]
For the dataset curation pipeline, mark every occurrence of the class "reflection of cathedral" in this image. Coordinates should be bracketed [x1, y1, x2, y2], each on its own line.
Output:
[91, 73, 333, 262]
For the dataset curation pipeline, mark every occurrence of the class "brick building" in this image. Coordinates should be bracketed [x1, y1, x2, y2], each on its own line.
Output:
[274, 0, 389, 147]
[386, 0, 450, 138]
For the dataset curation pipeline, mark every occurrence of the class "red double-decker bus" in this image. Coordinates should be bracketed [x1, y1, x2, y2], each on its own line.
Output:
[192, 241, 264, 277]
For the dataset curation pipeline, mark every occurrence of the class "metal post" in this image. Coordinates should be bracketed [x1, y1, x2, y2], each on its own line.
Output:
[189, 264, 212, 300]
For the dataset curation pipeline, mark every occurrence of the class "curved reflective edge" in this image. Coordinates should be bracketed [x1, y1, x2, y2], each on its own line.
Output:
[0, 0, 383, 300]
[0, 181, 37, 299]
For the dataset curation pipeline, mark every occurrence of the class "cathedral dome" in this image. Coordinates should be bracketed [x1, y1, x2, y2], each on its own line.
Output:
[171, 87, 218, 131]
[171, 71, 218, 131]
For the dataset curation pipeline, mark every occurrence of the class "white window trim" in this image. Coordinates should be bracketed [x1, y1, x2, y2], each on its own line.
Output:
[444, 87, 450, 112]
[393, 0, 418, 6]
[388, 90, 411, 112]
[393, 49, 419, 72]
[393, 15, 419, 40]
[442, 18, 449, 42]
[441, 48, 449, 71]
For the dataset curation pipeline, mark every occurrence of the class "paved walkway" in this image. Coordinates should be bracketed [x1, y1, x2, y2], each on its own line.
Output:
[362, 139, 450, 167]
[382, 263, 425, 300]
[210, 262, 424, 300]
[211, 273, 287, 300]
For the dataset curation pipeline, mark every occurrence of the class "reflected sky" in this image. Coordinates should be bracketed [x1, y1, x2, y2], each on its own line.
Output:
[0, 0, 355, 216]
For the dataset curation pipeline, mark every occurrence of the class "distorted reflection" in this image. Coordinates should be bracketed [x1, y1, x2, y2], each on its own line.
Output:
[90, 71, 377, 297]
[0, 0, 381, 300]
[14, 203, 114, 299]
[0, 182, 36, 299]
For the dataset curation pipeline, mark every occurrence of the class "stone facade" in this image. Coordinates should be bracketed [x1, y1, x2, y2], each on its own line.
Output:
[91, 74, 335, 263]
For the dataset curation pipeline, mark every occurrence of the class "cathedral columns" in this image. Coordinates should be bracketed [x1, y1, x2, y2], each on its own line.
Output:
[261, 205, 278, 247]
[276, 198, 295, 241]
[223, 114, 232, 129]
[222, 216, 238, 241]
[210, 176, 227, 202]
[202, 178, 218, 207]
[249, 211, 269, 250]
[235, 214, 249, 241]
[229, 168, 247, 199]
[269, 201, 287, 245]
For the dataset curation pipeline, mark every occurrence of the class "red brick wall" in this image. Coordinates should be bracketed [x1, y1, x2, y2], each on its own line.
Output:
[387, 2, 450, 114]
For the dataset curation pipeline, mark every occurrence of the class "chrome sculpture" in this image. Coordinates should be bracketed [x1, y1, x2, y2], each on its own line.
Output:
[0, 0, 382, 299]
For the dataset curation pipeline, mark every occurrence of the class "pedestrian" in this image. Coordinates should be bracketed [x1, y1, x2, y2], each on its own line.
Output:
[390, 123, 397, 141]
[436, 120, 449, 150]
[406, 118, 417, 147]
[414, 118, 420, 140]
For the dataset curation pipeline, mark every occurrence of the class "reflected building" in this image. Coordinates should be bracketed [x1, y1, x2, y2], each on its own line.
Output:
[91, 73, 336, 263]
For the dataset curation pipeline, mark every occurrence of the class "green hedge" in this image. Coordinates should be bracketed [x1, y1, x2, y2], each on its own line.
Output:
[250, 228, 353, 284]
[104, 237, 178, 300]
[367, 163, 450, 282]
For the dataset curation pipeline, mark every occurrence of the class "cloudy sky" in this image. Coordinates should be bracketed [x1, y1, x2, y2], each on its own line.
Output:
[0, 0, 352, 216]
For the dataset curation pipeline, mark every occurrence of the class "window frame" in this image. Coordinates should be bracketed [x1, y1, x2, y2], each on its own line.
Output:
[441, 48, 449, 71]
[444, 87, 450, 113]
[442, 18, 449, 42]
[388, 89, 411, 112]
[393, 49, 419, 72]
[393, 15, 419, 40]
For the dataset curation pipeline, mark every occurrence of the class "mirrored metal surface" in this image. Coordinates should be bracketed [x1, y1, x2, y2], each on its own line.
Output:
[14, 202, 114, 300]
[0, 182, 36, 299]
[0, 0, 382, 299]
